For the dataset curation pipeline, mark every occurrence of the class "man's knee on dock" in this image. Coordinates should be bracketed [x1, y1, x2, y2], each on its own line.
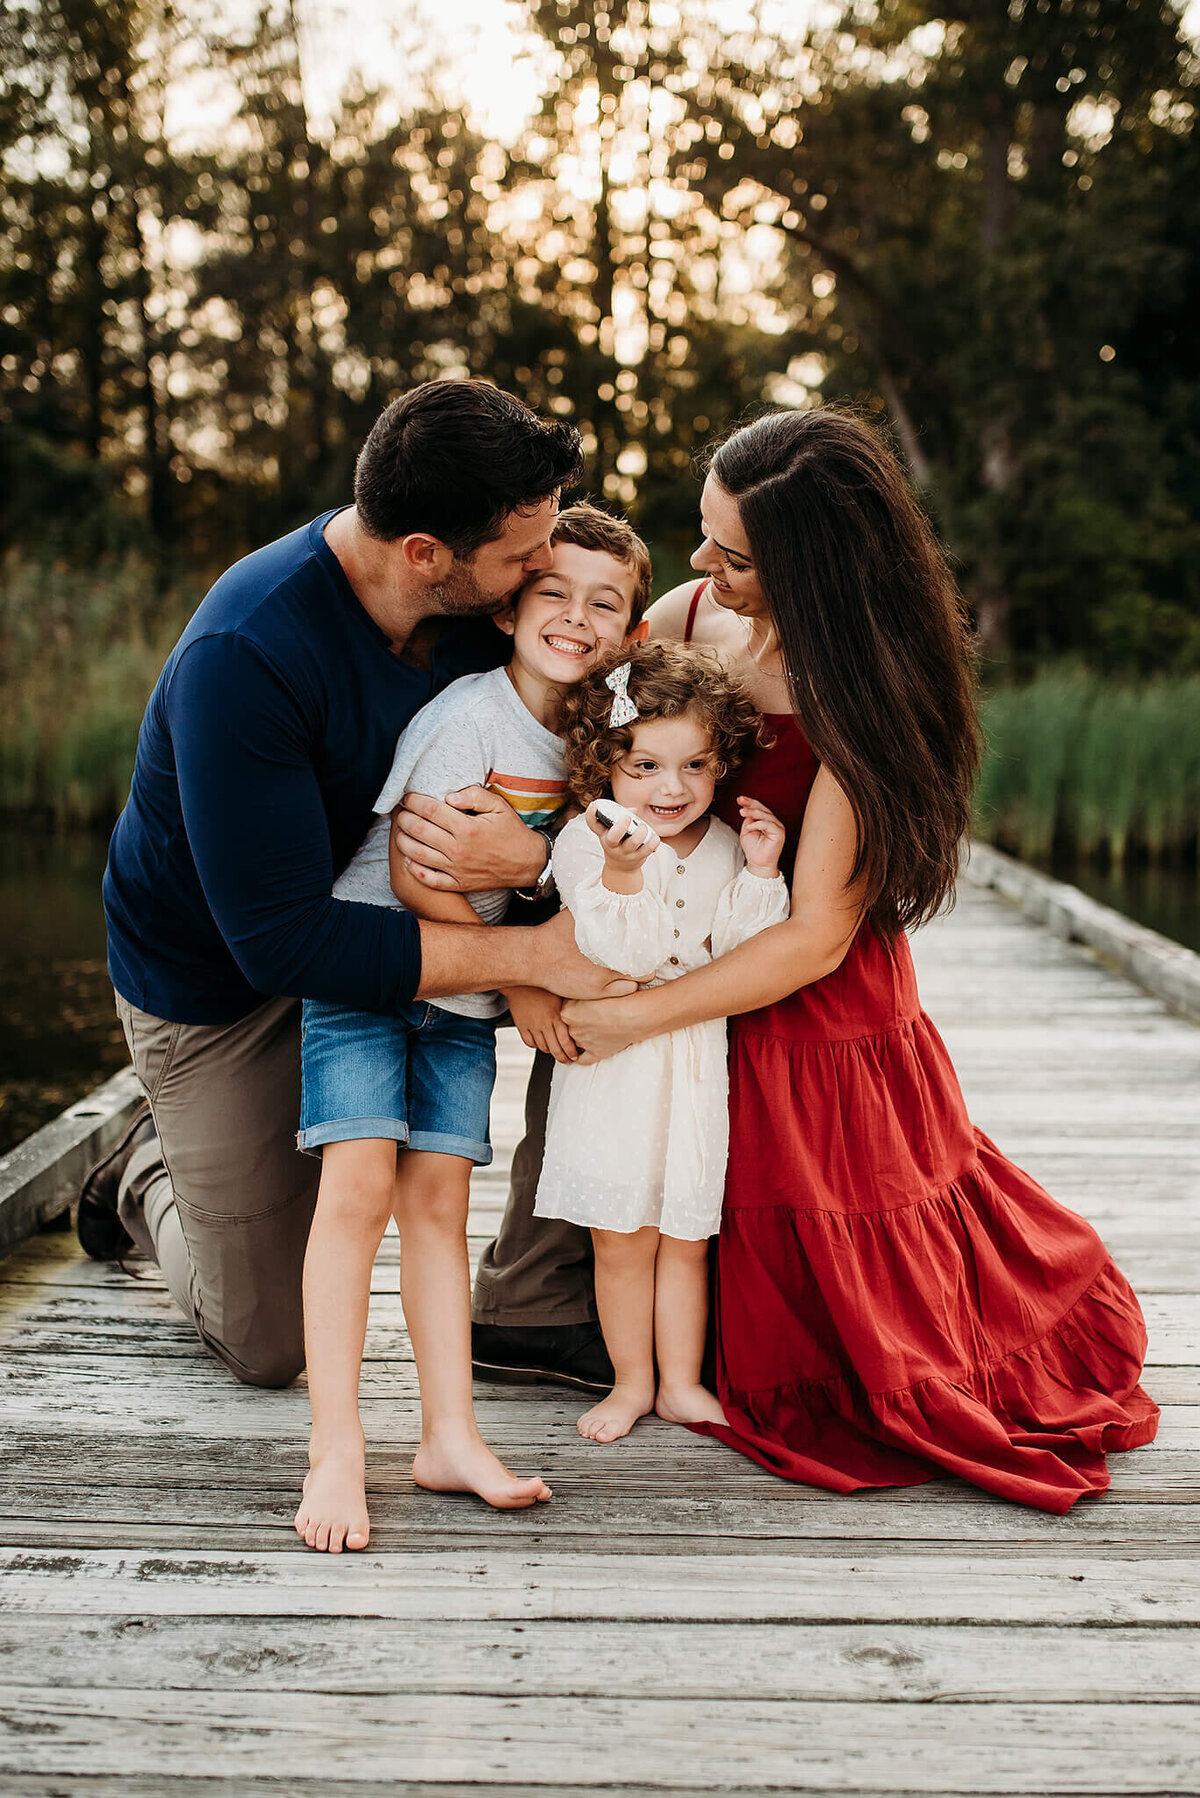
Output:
[208, 1330, 306, 1391]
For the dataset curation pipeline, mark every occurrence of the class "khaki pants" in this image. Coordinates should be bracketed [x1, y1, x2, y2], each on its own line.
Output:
[115, 992, 319, 1387]
[471, 1048, 598, 1328]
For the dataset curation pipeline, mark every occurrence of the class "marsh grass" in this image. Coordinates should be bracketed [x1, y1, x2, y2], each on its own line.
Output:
[0, 556, 199, 826]
[4, 560, 1198, 863]
[975, 669, 1200, 863]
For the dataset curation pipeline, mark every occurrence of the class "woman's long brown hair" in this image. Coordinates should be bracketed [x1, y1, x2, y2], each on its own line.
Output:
[711, 407, 980, 936]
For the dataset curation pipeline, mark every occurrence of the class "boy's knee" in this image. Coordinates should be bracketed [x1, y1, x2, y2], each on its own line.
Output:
[395, 1162, 470, 1230]
[317, 1169, 395, 1234]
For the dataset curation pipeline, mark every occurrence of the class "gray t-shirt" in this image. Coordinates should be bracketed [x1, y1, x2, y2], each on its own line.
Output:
[332, 665, 568, 1018]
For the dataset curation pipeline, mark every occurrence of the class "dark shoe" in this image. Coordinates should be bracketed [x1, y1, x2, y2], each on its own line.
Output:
[76, 1102, 156, 1261]
[471, 1321, 613, 1395]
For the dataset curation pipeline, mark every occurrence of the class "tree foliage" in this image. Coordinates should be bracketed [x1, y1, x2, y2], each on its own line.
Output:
[2, 0, 1198, 667]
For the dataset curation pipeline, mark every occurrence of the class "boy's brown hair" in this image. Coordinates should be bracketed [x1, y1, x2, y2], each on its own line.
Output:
[558, 639, 768, 807]
[550, 502, 653, 627]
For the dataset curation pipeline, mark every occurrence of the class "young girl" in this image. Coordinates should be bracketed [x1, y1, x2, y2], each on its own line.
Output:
[533, 641, 790, 1443]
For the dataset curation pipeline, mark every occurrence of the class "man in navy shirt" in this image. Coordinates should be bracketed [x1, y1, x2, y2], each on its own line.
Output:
[84, 381, 629, 1388]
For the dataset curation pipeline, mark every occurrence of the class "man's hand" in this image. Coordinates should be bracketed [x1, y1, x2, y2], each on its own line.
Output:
[505, 987, 580, 1063]
[393, 787, 547, 892]
[560, 991, 649, 1062]
[534, 909, 638, 1000]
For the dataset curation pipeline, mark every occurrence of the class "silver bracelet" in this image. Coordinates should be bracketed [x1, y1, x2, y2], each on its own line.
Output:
[513, 830, 556, 902]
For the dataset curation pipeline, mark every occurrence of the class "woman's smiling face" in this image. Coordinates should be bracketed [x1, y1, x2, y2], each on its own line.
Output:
[690, 473, 769, 619]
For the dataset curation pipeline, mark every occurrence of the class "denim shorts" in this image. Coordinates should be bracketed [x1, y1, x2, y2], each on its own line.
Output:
[298, 998, 497, 1165]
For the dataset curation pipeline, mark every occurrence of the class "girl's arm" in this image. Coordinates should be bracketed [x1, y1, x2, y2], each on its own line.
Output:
[550, 816, 672, 983]
[562, 766, 867, 1058]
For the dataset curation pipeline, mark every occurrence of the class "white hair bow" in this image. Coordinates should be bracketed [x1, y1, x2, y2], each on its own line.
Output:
[605, 662, 639, 728]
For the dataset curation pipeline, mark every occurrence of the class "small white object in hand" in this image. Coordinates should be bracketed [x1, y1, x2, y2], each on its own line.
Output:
[593, 799, 661, 854]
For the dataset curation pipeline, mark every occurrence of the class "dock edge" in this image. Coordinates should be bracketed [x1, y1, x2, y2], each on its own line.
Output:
[962, 840, 1200, 1027]
[0, 1066, 144, 1260]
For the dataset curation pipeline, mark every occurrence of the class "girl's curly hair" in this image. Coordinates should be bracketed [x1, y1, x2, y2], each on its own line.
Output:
[558, 640, 769, 807]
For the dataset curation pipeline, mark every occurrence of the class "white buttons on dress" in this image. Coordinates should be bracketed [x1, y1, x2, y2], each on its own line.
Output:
[673, 927, 680, 938]
[669, 955, 679, 965]
[676, 898, 685, 908]
[676, 864, 686, 875]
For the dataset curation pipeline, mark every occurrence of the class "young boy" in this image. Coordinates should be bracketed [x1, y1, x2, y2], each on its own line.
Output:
[294, 504, 651, 1552]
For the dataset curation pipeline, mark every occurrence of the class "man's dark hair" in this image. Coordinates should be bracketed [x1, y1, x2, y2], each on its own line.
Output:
[354, 380, 584, 555]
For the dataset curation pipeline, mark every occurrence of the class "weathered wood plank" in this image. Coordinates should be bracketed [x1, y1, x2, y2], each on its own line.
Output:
[1, 1688, 1198, 1793]
[0, 1616, 1194, 1702]
[1, 1286, 1195, 1364]
[0, 1785, 1039, 1798]
[1, 1478, 1196, 1551]
[2, 1548, 1198, 1623]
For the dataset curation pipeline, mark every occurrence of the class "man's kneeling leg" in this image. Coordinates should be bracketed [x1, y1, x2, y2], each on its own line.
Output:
[472, 1048, 612, 1393]
[115, 993, 319, 1387]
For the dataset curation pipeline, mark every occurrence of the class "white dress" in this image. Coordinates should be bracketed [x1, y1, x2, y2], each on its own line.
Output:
[533, 812, 790, 1240]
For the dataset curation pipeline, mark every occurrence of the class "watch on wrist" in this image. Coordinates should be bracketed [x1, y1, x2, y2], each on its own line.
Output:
[513, 829, 556, 901]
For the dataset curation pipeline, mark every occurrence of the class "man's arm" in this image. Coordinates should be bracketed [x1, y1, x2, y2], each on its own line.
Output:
[169, 635, 632, 1008]
[170, 634, 426, 1009]
[391, 787, 549, 893]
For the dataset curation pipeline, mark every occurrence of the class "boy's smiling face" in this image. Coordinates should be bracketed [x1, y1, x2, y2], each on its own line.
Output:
[497, 543, 638, 688]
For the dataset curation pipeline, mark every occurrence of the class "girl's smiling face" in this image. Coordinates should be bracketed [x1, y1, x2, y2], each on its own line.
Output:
[609, 710, 718, 839]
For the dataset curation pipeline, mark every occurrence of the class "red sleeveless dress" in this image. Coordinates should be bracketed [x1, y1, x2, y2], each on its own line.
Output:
[685, 588, 1159, 1512]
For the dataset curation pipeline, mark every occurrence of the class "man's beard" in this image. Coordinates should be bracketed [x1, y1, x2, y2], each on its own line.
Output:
[427, 557, 513, 617]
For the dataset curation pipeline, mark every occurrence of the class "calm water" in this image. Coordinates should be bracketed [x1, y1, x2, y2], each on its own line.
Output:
[1047, 855, 1200, 958]
[0, 828, 128, 1156]
[0, 827, 1197, 1158]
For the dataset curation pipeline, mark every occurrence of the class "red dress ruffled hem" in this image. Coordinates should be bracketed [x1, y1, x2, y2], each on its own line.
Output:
[693, 707, 1160, 1514]
[696, 1253, 1158, 1514]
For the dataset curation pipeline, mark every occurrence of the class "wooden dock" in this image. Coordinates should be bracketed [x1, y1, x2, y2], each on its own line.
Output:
[1, 874, 1198, 1795]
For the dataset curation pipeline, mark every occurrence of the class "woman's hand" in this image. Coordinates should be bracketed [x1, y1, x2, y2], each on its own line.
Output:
[393, 788, 547, 892]
[505, 987, 580, 1063]
[736, 795, 786, 878]
[561, 990, 657, 1063]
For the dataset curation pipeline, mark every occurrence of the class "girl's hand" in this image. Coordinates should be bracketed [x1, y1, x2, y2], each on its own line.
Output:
[736, 796, 786, 877]
[584, 800, 660, 874]
[504, 987, 581, 1064]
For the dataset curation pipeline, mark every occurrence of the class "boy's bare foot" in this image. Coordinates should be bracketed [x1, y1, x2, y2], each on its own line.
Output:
[412, 1431, 552, 1509]
[655, 1382, 727, 1428]
[295, 1437, 371, 1553]
[577, 1380, 656, 1442]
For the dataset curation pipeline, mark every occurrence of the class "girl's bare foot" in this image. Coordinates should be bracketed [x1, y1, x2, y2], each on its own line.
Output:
[578, 1380, 656, 1442]
[412, 1430, 552, 1509]
[295, 1437, 371, 1553]
[656, 1382, 727, 1428]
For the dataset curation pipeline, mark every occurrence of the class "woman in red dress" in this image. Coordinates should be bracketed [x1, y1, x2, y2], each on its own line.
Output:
[563, 407, 1158, 1513]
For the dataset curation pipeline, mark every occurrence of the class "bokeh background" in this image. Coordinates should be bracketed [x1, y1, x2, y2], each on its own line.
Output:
[2, 0, 1199, 1147]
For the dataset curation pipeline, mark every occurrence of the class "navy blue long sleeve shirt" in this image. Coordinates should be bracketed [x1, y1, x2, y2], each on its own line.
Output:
[104, 511, 507, 1025]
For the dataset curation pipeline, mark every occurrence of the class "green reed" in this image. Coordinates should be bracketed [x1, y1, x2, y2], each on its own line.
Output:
[975, 669, 1200, 863]
[0, 555, 199, 827]
[4, 557, 1198, 860]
